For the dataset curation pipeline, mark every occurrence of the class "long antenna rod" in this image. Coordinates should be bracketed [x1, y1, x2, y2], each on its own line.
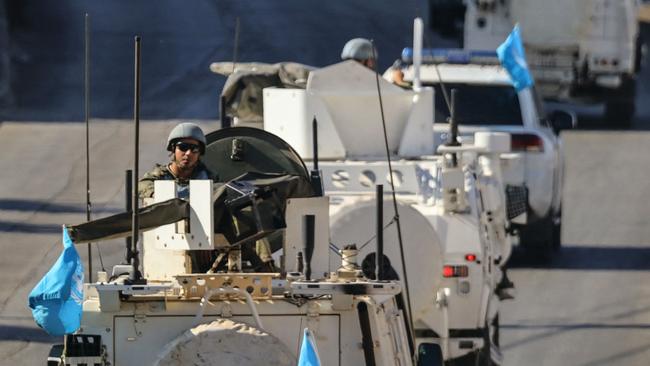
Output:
[376, 184, 384, 281]
[84, 13, 93, 283]
[220, 17, 241, 129]
[310, 117, 323, 196]
[129, 36, 143, 283]
[370, 39, 417, 359]
[232, 17, 240, 74]
[124, 170, 133, 264]
[420, 19, 453, 115]
[445, 89, 460, 168]
[312, 117, 319, 171]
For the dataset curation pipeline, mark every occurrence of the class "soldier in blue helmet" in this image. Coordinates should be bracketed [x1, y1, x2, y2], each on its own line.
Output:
[138, 122, 218, 199]
[341, 38, 377, 70]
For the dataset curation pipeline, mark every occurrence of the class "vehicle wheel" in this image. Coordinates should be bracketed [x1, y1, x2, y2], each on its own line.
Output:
[605, 77, 636, 128]
[519, 214, 556, 263]
[492, 314, 500, 348]
[476, 316, 500, 366]
[47, 344, 64, 366]
[155, 319, 295, 366]
[605, 101, 635, 128]
[552, 215, 562, 250]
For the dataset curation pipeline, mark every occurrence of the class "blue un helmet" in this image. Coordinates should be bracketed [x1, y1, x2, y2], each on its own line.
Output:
[166, 123, 207, 155]
[340, 38, 377, 62]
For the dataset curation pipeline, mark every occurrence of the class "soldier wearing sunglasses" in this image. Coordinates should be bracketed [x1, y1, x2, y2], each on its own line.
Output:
[138, 123, 217, 199]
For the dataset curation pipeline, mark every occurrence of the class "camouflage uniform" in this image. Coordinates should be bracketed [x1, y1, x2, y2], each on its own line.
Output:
[138, 161, 217, 199]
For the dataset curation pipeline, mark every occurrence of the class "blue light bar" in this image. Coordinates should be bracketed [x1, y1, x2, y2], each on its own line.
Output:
[401, 48, 499, 65]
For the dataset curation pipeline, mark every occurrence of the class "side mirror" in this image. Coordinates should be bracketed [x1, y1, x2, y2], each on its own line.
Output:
[547, 109, 577, 135]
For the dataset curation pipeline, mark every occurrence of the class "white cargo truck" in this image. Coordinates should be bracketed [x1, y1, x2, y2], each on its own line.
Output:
[464, 0, 642, 127]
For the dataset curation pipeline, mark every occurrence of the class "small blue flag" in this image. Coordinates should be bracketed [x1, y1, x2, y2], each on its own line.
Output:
[28, 226, 84, 336]
[298, 328, 321, 366]
[497, 24, 534, 92]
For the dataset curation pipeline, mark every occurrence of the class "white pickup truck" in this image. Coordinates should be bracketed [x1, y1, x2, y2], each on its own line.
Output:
[388, 48, 575, 260]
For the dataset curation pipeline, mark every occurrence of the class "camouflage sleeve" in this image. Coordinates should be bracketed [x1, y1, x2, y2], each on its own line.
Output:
[138, 165, 166, 198]
[138, 174, 155, 199]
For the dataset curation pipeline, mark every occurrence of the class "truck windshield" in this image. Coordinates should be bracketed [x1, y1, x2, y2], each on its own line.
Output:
[428, 83, 523, 125]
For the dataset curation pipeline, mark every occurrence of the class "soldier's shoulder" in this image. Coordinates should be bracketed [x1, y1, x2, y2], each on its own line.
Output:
[143, 164, 170, 179]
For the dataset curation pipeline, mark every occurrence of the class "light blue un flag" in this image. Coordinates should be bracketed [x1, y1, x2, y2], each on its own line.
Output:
[28, 226, 84, 336]
[298, 328, 321, 366]
[497, 24, 534, 92]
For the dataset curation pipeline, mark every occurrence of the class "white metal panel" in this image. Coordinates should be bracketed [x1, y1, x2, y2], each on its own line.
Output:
[307, 60, 435, 158]
[143, 193, 188, 280]
[153, 180, 214, 250]
[142, 229, 188, 281]
[511, 0, 590, 45]
[329, 198, 444, 330]
[284, 197, 331, 277]
[320, 161, 422, 195]
[398, 87, 435, 157]
[263, 87, 346, 160]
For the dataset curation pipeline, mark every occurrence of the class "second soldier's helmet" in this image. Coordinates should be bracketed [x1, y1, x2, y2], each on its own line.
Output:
[340, 38, 376, 61]
[166, 122, 207, 154]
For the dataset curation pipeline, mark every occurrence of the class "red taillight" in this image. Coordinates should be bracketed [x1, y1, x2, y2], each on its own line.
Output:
[443, 265, 469, 278]
[465, 254, 477, 262]
[443, 266, 454, 277]
[510, 133, 544, 153]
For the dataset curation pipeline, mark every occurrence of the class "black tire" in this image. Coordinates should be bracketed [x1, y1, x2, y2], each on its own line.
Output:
[445, 319, 499, 366]
[492, 314, 500, 348]
[605, 101, 635, 128]
[552, 215, 562, 250]
[604, 77, 636, 129]
[477, 316, 500, 366]
[519, 214, 556, 263]
[47, 344, 64, 366]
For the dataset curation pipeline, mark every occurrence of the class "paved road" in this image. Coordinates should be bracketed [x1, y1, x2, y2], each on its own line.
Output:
[497, 38, 650, 365]
[501, 131, 650, 366]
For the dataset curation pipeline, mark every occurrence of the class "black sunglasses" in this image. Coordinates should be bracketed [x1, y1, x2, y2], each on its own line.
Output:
[175, 142, 201, 153]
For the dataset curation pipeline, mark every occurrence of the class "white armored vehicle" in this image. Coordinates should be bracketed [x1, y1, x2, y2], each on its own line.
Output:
[47, 127, 420, 366]
[262, 59, 515, 364]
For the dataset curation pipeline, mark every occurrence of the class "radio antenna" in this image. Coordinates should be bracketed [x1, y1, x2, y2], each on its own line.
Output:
[419, 18, 453, 115]
[128, 36, 145, 284]
[370, 39, 416, 359]
[220, 17, 241, 128]
[232, 17, 240, 74]
[84, 13, 93, 283]
[83, 13, 105, 281]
